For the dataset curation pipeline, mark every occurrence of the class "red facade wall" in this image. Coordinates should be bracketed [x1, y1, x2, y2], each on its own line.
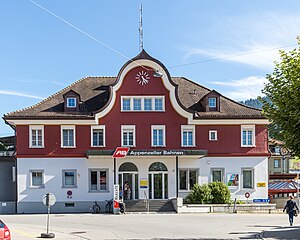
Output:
[15, 66, 269, 157]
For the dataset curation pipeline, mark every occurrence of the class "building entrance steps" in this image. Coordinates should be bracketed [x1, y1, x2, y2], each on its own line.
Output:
[124, 200, 176, 213]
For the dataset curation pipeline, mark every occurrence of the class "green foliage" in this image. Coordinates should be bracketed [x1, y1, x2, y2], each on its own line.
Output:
[0, 142, 7, 151]
[209, 182, 231, 204]
[184, 182, 230, 204]
[261, 44, 300, 157]
[184, 183, 212, 204]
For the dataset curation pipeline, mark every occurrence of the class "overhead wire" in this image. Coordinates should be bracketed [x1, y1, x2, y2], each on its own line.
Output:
[30, 0, 298, 71]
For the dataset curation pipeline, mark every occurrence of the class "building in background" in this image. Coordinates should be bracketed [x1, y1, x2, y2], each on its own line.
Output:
[0, 136, 16, 214]
[3, 50, 269, 213]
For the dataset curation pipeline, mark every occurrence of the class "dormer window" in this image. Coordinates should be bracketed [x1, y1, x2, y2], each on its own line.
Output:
[208, 98, 216, 108]
[67, 98, 77, 108]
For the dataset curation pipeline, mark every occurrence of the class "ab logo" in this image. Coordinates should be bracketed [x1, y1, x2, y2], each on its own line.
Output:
[112, 147, 130, 158]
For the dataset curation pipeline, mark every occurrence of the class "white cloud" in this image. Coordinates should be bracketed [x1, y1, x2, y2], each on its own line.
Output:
[210, 76, 267, 101]
[0, 90, 45, 99]
[183, 12, 300, 70]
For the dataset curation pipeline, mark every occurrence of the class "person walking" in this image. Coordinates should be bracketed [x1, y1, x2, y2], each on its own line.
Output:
[283, 196, 299, 226]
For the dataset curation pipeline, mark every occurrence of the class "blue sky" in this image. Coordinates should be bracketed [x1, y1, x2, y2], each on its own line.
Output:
[1, 0, 300, 137]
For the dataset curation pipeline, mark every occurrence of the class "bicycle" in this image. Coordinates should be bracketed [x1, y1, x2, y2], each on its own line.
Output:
[105, 199, 113, 213]
[92, 201, 101, 214]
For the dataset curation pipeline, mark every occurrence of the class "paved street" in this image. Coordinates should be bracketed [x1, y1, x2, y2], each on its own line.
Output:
[1, 213, 300, 239]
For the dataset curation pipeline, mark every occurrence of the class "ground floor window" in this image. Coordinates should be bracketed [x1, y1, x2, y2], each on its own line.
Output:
[242, 168, 254, 189]
[179, 169, 197, 191]
[30, 170, 44, 187]
[211, 168, 224, 182]
[89, 169, 108, 191]
[62, 170, 77, 188]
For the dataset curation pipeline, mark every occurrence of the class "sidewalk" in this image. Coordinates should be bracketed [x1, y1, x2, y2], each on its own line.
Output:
[261, 225, 300, 240]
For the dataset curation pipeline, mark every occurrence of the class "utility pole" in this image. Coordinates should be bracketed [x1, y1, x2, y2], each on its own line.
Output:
[139, 5, 143, 51]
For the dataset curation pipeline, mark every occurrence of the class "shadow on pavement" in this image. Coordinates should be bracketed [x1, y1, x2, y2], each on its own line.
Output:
[262, 226, 300, 239]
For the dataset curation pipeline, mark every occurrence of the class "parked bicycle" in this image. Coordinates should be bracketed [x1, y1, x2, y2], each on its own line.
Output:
[104, 199, 113, 213]
[91, 201, 101, 214]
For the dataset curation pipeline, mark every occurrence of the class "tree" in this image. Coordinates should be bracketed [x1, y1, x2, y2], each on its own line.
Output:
[261, 44, 300, 156]
[209, 182, 231, 204]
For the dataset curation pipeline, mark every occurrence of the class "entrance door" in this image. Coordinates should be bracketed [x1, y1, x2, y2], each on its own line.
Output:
[149, 172, 168, 199]
[118, 172, 139, 200]
[148, 162, 168, 200]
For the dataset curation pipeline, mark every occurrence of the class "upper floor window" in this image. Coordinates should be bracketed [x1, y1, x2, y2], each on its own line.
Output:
[29, 125, 44, 148]
[274, 159, 280, 168]
[67, 97, 76, 108]
[121, 125, 135, 147]
[151, 125, 165, 147]
[208, 97, 217, 108]
[91, 126, 105, 147]
[121, 96, 165, 112]
[133, 98, 142, 111]
[122, 98, 131, 111]
[61, 125, 75, 148]
[209, 130, 218, 141]
[241, 125, 255, 147]
[181, 125, 195, 147]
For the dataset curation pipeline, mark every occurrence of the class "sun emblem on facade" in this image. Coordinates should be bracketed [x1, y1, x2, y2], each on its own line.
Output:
[135, 71, 150, 85]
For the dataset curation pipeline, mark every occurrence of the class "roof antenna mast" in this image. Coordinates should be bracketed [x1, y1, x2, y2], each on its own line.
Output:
[139, 4, 143, 52]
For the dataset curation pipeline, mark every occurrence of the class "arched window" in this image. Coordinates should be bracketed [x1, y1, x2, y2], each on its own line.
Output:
[119, 162, 138, 172]
[149, 162, 167, 171]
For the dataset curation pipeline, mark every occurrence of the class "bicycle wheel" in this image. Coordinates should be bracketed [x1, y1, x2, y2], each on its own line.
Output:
[93, 204, 101, 213]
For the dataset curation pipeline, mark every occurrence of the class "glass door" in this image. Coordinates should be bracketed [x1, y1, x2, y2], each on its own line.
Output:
[149, 172, 168, 199]
[118, 172, 138, 200]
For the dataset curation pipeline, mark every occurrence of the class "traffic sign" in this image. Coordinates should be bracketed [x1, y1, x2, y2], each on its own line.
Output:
[42, 193, 56, 207]
[253, 199, 270, 203]
[245, 192, 250, 199]
[112, 147, 130, 158]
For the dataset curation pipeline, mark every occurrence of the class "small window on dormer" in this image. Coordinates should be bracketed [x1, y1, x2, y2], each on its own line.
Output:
[208, 98, 216, 108]
[67, 98, 76, 108]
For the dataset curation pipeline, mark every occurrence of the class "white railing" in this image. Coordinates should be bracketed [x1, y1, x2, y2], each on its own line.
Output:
[144, 191, 149, 212]
[0, 151, 15, 157]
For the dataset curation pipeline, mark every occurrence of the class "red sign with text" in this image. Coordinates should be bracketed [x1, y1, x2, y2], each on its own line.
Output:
[112, 147, 130, 158]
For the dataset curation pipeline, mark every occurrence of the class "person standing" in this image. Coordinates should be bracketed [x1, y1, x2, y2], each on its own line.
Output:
[283, 196, 299, 226]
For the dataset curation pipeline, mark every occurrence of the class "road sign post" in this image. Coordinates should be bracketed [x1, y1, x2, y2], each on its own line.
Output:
[41, 193, 56, 238]
[245, 192, 250, 204]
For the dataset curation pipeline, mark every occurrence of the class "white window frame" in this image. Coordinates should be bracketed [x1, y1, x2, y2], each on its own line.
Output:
[151, 125, 166, 147]
[88, 168, 109, 192]
[121, 125, 136, 147]
[209, 130, 218, 141]
[181, 125, 195, 147]
[241, 125, 255, 147]
[30, 170, 44, 188]
[179, 169, 198, 191]
[67, 97, 77, 108]
[274, 159, 280, 168]
[61, 125, 76, 148]
[211, 168, 225, 183]
[242, 168, 254, 189]
[91, 125, 105, 147]
[62, 169, 77, 188]
[29, 125, 44, 148]
[121, 96, 165, 112]
[208, 97, 217, 108]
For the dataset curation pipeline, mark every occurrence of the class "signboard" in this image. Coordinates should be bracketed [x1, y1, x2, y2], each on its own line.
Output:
[112, 147, 130, 158]
[42, 193, 56, 207]
[253, 199, 270, 203]
[113, 184, 120, 214]
[227, 173, 239, 188]
[140, 179, 148, 188]
[245, 192, 250, 199]
[257, 182, 266, 187]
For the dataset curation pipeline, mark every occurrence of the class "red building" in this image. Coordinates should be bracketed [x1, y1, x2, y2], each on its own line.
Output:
[4, 50, 269, 213]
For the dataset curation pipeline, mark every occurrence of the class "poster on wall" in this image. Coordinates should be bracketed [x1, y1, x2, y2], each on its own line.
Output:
[227, 173, 239, 188]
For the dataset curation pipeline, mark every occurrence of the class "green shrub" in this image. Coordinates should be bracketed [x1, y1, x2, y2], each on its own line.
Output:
[184, 182, 231, 204]
[209, 182, 231, 204]
[185, 183, 212, 204]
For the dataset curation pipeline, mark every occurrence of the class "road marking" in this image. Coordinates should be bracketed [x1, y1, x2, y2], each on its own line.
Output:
[13, 229, 36, 239]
